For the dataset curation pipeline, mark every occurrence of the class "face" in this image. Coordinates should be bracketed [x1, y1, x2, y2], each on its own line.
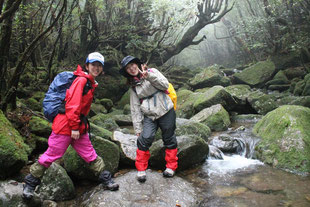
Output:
[86, 61, 104, 78]
[125, 63, 139, 76]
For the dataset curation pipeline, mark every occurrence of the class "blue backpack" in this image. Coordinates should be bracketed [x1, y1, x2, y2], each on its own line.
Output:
[43, 71, 92, 122]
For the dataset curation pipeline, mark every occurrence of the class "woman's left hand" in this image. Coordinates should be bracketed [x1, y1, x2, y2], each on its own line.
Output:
[71, 130, 80, 139]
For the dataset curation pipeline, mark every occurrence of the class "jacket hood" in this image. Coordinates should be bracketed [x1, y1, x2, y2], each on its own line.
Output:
[73, 65, 97, 86]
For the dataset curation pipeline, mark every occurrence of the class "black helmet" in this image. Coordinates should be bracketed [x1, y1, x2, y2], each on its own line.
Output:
[119, 55, 142, 77]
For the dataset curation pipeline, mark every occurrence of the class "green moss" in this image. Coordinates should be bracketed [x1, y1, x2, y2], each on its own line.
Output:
[253, 105, 310, 172]
[233, 60, 276, 87]
[0, 110, 30, 178]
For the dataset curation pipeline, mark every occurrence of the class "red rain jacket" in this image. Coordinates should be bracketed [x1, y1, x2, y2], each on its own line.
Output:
[52, 65, 98, 135]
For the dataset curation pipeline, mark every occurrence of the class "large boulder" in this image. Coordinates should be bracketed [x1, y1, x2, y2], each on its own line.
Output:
[247, 90, 279, 115]
[190, 104, 231, 131]
[63, 136, 120, 179]
[225, 84, 256, 113]
[37, 163, 75, 201]
[193, 86, 237, 115]
[0, 180, 41, 207]
[252, 105, 310, 173]
[0, 110, 30, 179]
[90, 113, 119, 131]
[79, 170, 198, 207]
[112, 131, 137, 166]
[29, 115, 51, 137]
[149, 135, 209, 170]
[90, 123, 113, 141]
[175, 89, 197, 118]
[232, 60, 276, 88]
[189, 65, 231, 89]
[175, 118, 211, 142]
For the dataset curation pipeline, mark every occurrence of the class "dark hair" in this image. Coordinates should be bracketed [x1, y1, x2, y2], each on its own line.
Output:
[82, 63, 89, 73]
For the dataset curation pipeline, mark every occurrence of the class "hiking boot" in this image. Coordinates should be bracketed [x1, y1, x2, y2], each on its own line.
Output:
[137, 171, 146, 183]
[163, 168, 175, 178]
[103, 179, 119, 191]
[23, 174, 41, 200]
[99, 170, 119, 191]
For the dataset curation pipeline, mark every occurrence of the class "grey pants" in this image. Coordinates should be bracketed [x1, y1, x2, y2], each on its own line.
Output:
[137, 109, 177, 151]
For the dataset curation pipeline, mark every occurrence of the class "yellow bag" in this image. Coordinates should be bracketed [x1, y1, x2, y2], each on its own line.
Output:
[167, 83, 177, 110]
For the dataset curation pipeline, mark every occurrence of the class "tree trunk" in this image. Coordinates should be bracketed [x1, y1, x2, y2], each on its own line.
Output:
[1, 0, 67, 111]
[0, 0, 22, 102]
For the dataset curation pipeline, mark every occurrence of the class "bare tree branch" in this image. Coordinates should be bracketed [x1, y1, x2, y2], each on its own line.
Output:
[0, 0, 22, 23]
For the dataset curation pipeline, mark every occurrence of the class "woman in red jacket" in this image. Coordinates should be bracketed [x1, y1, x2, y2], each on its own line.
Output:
[23, 52, 119, 200]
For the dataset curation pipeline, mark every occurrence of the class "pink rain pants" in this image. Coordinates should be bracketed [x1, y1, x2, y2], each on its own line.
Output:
[38, 131, 97, 168]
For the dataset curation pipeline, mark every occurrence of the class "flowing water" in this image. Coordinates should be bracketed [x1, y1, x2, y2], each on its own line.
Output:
[180, 116, 310, 207]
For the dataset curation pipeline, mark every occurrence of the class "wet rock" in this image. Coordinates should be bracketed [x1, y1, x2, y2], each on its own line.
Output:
[112, 131, 137, 166]
[149, 135, 209, 170]
[90, 113, 119, 131]
[38, 163, 75, 201]
[63, 136, 120, 179]
[0, 110, 30, 179]
[232, 60, 276, 88]
[190, 104, 231, 131]
[90, 123, 113, 141]
[189, 64, 231, 89]
[193, 86, 237, 114]
[0, 180, 41, 207]
[79, 170, 198, 207]
[113, 114, 132, 126]
[29, 115, 52, 137]
[175, 118, 211, 142]
[209, 145, 224, 160]
[210, 134, 239, 153]
[253, 105, 310, 173]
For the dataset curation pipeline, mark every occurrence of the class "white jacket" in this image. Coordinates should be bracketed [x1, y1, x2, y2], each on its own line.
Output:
[129, 68, 174, 134]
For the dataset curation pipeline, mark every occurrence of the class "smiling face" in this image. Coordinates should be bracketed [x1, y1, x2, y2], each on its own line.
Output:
[86, 61, 104, 78]
[125, 62, 140, 76]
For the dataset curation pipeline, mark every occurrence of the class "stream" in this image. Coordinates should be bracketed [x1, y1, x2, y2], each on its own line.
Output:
[179, 116, 310, 207]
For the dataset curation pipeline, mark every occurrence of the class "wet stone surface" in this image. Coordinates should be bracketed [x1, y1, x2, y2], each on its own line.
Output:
[79, 170, 199, 207]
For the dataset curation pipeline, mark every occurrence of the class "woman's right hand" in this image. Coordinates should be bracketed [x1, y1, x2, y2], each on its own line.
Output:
[71, 130, 80, 139]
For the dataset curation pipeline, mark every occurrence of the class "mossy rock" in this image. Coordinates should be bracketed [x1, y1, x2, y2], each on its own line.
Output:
[193, 86, 236, 114]
[175, 89, 196, 118]
[24, 97, 42, 112]
[189, 65, 230, 90]
[116, 89, 130, 109]
[98, 98, 114, 112]
[90, 123, 113, 141]
[190, 104, 231, 131]
[90, 113, 119, 131]
[232, 60, 276, 88]
[0, 110, 30, 179]
[175, 118, 211, 142]
[63, 136, 120, 180]
[29, 115, 51, 137]
[253, 105, 310, 173]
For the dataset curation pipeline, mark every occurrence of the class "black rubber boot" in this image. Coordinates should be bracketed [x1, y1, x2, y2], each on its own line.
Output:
[98, 170, 119, 191]
[23, 174, 41, 199]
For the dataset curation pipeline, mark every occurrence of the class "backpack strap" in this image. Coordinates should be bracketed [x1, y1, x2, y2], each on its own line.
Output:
[58, 78, 93, 114]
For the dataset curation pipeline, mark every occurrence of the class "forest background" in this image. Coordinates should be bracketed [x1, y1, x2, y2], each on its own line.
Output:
[0, 0, 309, 112]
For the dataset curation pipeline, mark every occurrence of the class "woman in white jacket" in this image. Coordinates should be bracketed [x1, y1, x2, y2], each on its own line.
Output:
[119, 56, 178, 182]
